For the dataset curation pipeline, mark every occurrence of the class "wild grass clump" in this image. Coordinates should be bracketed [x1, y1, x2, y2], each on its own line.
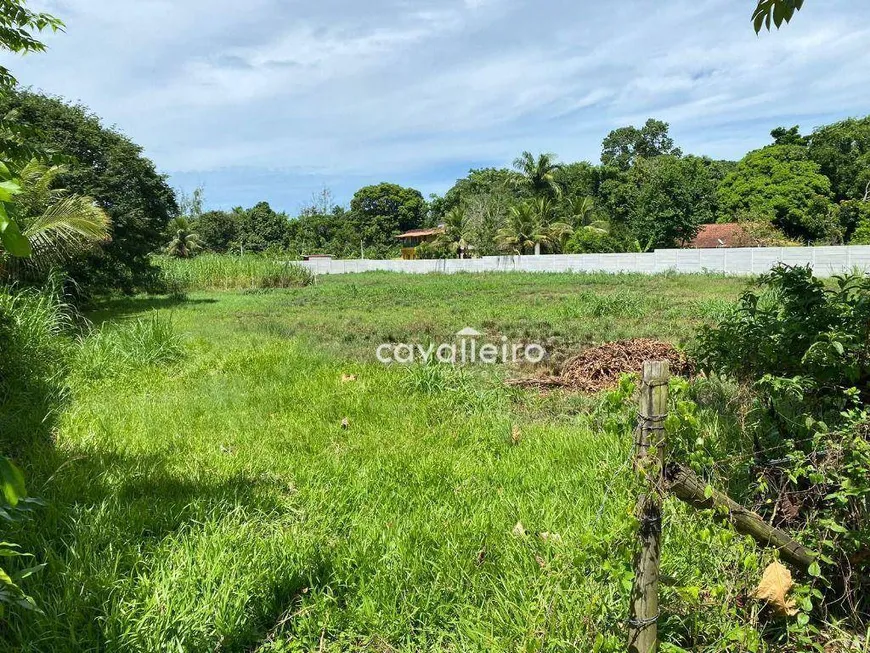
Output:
[73, 312, 183, 383]
[0, 281, 75, 445]
[567, 289, 652, 318]
[156, 254, 314, 291]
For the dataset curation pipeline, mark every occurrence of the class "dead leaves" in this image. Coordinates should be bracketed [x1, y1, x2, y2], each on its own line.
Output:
[340, 417, 350, 430]
[539, 532, 563, 545]
[341, 374, 357, 383]
[753, 560, 798, 616]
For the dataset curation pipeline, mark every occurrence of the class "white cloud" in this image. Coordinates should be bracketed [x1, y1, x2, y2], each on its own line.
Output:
[4, 0, 870, 210]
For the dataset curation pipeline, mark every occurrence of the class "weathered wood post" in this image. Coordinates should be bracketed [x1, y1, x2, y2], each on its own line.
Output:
[628, 360, 669, 653]
[664, 462, 817, 571]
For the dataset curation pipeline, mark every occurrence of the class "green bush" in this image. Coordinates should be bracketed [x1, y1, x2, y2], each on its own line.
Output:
[563, 229, 628, 254]
[694, 265, 870, 617]
[696, 265, 870, 410]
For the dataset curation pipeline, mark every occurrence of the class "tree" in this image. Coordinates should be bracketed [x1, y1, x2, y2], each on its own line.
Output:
[717, 145, 836, 241]
[0, 1, 64, 259]
[753, 0, 805, 33]
[771, 125, 807, 146]
[350, 183, 426, 257]
[0, 1, 63, 89]
[165, 217, 201, 258]
[563, 196, 609, 233]
[496, 203, 548, 255]
[512, 152, 562, 199]
[3, 160, 110, 276]
[0, 90, 178, 292]
[464, 193, 509, 257]
[177, 186, 204, 221]
[430, 168, 524, 224]
[601, 119, 681, 171]
[194, 210, 238, 253]
[840, 201, 870, 244]
[236, 201, 289, 253]
[602, 155, 715, 248]
[806, 117, 870, 203]
[496, 199, 571, 255]
[436, 207, 474, 258]
[564, 229, 628, 254]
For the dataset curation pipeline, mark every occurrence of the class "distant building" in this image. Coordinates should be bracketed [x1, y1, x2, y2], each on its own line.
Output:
[395, 226, 445, 259]
[302, 254, 333, 261]
[689, 223, 750, 248]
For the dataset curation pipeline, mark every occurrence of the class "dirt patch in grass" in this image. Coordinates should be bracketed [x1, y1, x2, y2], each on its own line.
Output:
[508, 338, 692, 393]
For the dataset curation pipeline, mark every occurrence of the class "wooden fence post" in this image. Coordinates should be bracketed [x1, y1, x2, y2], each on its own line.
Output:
[628, 360, 670, 653]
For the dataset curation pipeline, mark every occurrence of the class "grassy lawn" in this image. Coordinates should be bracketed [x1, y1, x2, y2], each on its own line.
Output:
[6, 272, 763, 652]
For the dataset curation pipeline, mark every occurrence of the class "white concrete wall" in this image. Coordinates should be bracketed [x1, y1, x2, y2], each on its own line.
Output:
[299, 246, 870, 278]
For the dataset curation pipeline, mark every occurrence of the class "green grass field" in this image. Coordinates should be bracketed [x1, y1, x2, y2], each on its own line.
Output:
[6, 272, 787, 652]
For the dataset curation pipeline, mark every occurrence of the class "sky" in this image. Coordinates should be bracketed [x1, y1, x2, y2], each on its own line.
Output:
[3, 0, 870, 214]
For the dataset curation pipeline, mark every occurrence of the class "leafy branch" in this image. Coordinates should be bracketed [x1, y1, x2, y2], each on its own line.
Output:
[753, 0, 805, 33]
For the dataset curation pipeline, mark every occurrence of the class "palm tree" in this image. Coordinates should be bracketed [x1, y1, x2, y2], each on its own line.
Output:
[565, 196, 610, 234]
[512, 151, 563, 199]
[437, 207, 474, 258]
[534, 198, 573, 253]
[165, 217, 202, 258]
[1, 161, 110, 273]
[496, 200, 571, 255]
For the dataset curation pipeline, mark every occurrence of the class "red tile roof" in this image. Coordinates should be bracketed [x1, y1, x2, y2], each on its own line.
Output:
[395, 227, 444, 239]
[689, 223, 748, 248]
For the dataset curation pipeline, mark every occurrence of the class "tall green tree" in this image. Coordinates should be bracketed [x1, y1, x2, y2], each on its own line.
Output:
[429, 168, 524, 223]
[806, 117, 870, 203]
[717, 145, 835, 242]
[3, 160, 110, 276]
[496, 199, 571, 255]
[236, 201, 289, 253]
[194, 210, 238, 253]
[771, 125, 807, 146]
[165, 217, 201, 258]
[350, 183, 426, 257]
[0, 91, 178, 292]
[601, 119, 681, 171]
[435, 207, 474, 258]
[0, 1, 64, 259]
[602, 155, 715, 248]
[496, 202, 550, 255]
[0, 0, 63, 89]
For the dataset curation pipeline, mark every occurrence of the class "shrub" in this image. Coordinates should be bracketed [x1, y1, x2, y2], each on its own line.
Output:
[695, 265, 870, 412]
[695, 265, 870, 616]
[563, 229, 629, 254]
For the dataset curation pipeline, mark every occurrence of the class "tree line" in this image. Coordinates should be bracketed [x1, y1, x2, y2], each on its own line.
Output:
[177, 116, 870, 261]
[3, 85, 869, 288]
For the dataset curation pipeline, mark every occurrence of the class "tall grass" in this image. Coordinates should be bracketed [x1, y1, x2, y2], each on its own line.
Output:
[9, 273, 833, 651]
[0, 281, 75, 447]
[156, 254, 314, 291]
[73, 312, 183, 383]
